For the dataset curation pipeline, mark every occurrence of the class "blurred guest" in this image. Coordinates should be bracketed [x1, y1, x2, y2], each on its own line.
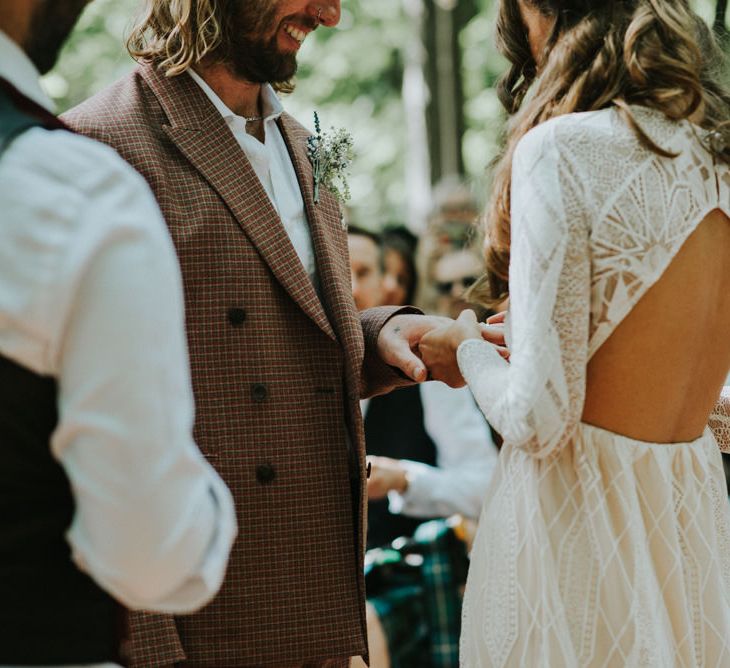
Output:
[432, 247, 485, 320]
[354, 220, 497, 668]
[420, 216, 507, 450]
[417, 178, 491, 320]
[427, 177, 481, 247]
[352, 223, 497, 546]
[381, 226, 419, 307]
[348, 225, 384, 311]
[364, 378, 498, 547]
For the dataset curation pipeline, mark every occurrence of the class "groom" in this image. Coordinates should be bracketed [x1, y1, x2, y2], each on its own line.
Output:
[65, 1, 451, 665]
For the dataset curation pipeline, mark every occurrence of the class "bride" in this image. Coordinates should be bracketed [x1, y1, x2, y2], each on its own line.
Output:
[419, 0, 730, 665]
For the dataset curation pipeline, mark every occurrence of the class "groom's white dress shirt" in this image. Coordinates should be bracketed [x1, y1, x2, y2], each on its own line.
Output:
[0, 31, 236, 667]
[187, 70, 318, 284]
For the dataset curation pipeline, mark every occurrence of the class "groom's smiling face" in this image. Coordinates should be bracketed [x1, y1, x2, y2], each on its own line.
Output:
[226, 0, 341, 84]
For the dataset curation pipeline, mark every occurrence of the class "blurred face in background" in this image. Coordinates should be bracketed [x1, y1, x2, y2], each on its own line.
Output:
[381, 248, 412, 307]
[348, 233, 383, 311]
[432, 248, 483, 320]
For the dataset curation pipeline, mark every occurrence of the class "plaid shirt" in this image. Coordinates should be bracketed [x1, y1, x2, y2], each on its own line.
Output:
[367, 520, 469, 667]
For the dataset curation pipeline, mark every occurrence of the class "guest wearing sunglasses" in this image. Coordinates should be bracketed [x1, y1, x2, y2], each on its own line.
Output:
[432, 248, 484, 320]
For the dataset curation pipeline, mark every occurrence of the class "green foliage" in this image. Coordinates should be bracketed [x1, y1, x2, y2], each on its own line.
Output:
[44, 0, 138, 108]
[47, 0, 729, 228]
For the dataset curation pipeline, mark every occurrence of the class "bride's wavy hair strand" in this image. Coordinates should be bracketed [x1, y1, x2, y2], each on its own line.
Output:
[471, 0, 730, 308]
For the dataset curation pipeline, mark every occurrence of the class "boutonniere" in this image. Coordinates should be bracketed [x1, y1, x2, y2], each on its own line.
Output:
[306, 111, 354, 209]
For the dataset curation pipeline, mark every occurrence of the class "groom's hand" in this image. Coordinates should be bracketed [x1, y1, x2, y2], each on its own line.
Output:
[376, 314, 452, 384]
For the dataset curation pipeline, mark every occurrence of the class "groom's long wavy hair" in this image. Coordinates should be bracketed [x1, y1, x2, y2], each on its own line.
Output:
[473, 0, 730, 306]
[127, 0, 226, 75]
[125, 0, 293, 92]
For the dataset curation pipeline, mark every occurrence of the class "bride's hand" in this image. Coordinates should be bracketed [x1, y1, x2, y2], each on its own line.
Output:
[418, 310, 483, 387]
[486, 310, 506, 325]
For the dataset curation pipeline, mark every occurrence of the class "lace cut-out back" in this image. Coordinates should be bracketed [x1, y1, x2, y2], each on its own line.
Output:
[457, 107, 730, 667]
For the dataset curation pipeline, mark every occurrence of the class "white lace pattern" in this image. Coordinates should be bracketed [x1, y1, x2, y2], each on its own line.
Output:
[458, 107, 730, 667]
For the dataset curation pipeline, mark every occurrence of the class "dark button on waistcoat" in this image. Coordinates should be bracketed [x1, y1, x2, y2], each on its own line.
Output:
[227, 308, 247, 327]
[366, 461, 372, 479]
[251, 383, 268, 402]
[255, 464, 276, 484]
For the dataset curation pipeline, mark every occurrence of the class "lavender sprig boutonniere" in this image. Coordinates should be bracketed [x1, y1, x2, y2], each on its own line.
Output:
[306, 111, 354, 207]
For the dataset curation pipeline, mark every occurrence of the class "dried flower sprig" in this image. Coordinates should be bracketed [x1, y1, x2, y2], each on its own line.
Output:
[306, 111, 354, 206]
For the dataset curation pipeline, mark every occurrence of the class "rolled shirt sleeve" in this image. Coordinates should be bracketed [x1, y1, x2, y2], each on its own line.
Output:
[0, 127, 236, 613]
[386, 382, 498, 520]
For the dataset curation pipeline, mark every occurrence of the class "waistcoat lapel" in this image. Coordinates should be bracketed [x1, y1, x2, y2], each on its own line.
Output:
[139, 64, 335, 340]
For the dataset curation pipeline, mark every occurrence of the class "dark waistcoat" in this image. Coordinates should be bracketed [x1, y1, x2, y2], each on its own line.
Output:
[364, 385, 438, 549]
[0, 80, 125, 665]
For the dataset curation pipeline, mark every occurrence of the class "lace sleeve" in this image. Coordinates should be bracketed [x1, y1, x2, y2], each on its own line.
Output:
[457, 123, 591, 459]
[710, 387, 730, 452]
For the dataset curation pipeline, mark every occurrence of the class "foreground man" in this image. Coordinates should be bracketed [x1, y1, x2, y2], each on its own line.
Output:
[0, 0, 236, 665]
[64, 1, 456, 665]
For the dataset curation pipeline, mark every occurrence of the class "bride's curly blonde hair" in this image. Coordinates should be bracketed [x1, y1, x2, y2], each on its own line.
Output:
[473, 0, 730, 307]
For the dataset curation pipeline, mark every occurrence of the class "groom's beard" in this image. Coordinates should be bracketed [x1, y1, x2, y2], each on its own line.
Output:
[25, 0, 91, 74]
[228, 31, 298, 84]
[224, 2, 315, 84]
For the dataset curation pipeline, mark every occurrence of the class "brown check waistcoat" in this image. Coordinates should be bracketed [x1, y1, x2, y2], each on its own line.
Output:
[63, 62, 415, 667]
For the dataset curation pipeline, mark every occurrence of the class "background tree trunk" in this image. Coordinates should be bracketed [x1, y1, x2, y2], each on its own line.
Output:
[715, 0, 729, 43]
[402, 0, 434, 233]
[423, 0, 478, 184]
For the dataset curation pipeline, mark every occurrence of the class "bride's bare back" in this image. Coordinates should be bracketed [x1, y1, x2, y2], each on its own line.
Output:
[584, 208, 730, 443]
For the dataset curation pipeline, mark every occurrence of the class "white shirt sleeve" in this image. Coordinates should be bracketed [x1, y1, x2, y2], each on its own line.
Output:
[386, 383, 498, 520]
[456, 122, 592, 459]
[0, 128, 236, 613]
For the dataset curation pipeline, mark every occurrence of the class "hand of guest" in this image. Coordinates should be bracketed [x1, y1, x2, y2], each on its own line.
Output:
[418, 309, 505, 387]
[376, 314, 452, 383]
[366, 456, 408, 500]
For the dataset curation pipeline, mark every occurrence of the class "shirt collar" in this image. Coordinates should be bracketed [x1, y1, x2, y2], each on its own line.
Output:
[0, 30, 55, 112]
[187, 69, 283, 124]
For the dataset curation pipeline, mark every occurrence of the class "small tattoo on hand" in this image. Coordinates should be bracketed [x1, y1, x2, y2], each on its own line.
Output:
[394, 327, 401, 334]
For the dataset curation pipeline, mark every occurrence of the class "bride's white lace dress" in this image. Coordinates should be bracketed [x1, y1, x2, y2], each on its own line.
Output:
[457, 106, 730, 667]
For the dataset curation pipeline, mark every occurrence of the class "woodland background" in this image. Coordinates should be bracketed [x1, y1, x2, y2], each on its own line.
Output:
[48, 0, 730, 231]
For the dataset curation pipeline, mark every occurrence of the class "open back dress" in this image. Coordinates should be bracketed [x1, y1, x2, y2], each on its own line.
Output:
[457, 106, 730, 667]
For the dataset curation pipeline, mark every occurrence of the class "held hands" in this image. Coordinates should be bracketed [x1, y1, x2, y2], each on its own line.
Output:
[418, 310, 508, 387]
[376, 314, 452, 383]
[377, 311, 507, 388]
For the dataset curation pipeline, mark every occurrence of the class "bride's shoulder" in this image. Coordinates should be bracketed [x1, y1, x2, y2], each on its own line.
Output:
[516, 109, 618, 164]
[513, 109, 646, 202]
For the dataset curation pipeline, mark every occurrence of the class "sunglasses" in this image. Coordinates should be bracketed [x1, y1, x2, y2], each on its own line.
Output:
[434, 275, 479, 296]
